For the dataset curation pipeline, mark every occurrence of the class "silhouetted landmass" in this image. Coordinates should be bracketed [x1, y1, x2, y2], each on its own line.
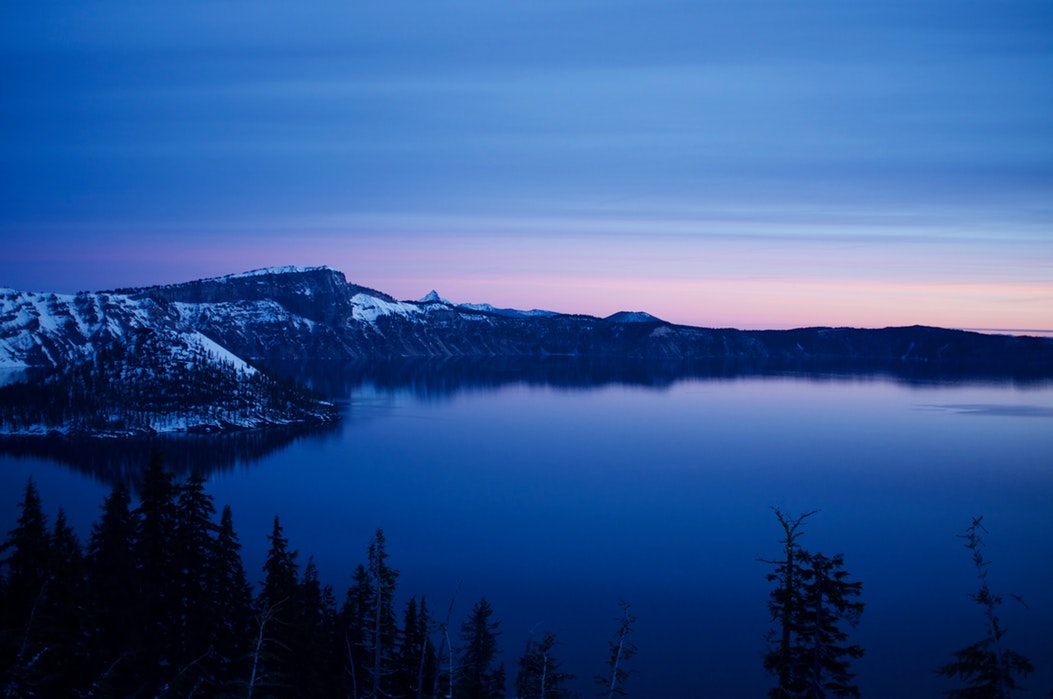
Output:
[2, 267, 1049, 439]
[139, 268, 1053, 374]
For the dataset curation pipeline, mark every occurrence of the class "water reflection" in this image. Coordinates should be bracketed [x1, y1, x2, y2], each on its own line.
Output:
[278, 356, 1051, 402]
[2, 357, 1048, 487]
[0, 421, 342, 487]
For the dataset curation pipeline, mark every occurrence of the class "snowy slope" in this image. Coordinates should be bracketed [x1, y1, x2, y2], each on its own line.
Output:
[0, 288, 257, 380]
[0, 281, 336, 436]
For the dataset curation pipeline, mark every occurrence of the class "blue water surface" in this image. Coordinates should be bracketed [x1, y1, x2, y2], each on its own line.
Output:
[2, 372, 1052, 697]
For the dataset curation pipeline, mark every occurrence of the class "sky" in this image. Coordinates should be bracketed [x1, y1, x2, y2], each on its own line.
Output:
[1, 1, 1051, 331]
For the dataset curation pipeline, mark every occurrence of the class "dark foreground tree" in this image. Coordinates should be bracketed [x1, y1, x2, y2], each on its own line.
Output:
[0, 479, 54, 696]
[936, 517, 1033, 699]
[762, 508, 865, 698]
[339, 528, 400, 699]
[457, 597, 506, 699]
[85, 479, 138, 683]
[515, 630, 573, 699]
[252, 515, 301, 697]
[595, 600, 638, 699]
[394, 595, 439, 699]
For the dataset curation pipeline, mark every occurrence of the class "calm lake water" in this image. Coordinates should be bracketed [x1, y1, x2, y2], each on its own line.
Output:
[3, 368, 1052, 697]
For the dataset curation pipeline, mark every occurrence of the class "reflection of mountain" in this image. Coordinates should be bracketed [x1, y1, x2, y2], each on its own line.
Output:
[0, 419, 342, 489]
[3, 354, 1047, 486]
[279, 356, 1053, 402]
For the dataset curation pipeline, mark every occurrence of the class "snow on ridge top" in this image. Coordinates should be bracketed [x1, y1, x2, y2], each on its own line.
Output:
[219, 265, 334, 281]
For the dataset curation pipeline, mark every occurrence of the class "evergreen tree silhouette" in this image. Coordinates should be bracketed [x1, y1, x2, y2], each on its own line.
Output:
[0, 479, 52, 696]
[132, 451, 180, 690]
[255, 514, 301, 697]
[762, 509, 864, 698]
[294, 556, 339, 697]
[394, 596, 439, 699]
[84, 480, 139, 695]
[173, 471, 219, 676]
[457, 597, 506, 699]
[937, 517, 1033, 698]
[38, 508, 89, 696]
[595, 600, 637, 699]
[515, 630, 573, 699]
[211, 503, 254, 690]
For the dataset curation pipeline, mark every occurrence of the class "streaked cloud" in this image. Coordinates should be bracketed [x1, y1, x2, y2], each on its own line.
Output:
[1, 0, 1050, 330]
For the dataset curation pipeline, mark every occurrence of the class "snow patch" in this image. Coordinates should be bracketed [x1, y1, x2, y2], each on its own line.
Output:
[221, 265, 332, 280]
[351, 293, 423, 322]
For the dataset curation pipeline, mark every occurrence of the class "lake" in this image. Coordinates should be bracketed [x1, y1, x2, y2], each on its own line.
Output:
[2, 365, 1052, 697]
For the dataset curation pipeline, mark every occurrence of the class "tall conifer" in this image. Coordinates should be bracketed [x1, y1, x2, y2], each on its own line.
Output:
[173, 471, 219, 674]
[457, 597, 505, 699]
[254, 515, 301, 697]
[0, 479, 52, 696]
[85, 480, 138, 696]
[763, 509, 864, 699]
[515, 631, 573, 699]
[936, 517, 1033, 698]
[212, 503, 253, 687]
[38, 509, 88, 695]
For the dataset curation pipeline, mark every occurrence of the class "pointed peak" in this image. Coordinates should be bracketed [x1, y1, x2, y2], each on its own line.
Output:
[419, 290, 450, 304]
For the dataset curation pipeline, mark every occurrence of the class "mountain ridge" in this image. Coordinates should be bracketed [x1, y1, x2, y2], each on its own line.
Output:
[2, 265, 1051, 436]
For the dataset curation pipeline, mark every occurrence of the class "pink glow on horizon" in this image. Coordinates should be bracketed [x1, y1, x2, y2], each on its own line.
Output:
[3, 224, 1050, 334]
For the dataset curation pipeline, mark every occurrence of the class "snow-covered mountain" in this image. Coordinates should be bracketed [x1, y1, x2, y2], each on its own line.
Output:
[0, 273, 339, 437]
[2, 265, 1051, 436]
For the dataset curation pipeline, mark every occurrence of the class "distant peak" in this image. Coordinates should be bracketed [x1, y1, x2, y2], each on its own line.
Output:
[419, 290, 450, 304]
[605, 311, 663, 323]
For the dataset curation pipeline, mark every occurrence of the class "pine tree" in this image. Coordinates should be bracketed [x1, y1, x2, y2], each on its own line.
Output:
[211, 503, 254, 690]
[0, 479, 51, 631]
[254, 515, 301, 698]
[84, 480, 139, 695]
[515, 631, 573, 699]
[173, 471, 219, 678]
[0, 479, 53, 696]
[595, 600, 637, 699]
[364, 528, 400, 699]
[394, 596, 439, 699]
[763, 508, 816, 698]
[132, 450, 181, 689]
[936, 517, 1033, 698]
[341, 563, 375, 698]
[794, 551, 865, 697]
[37, 508, 89, 696]
[294, 557, 339, 697]
[762, 509, 864, 699]
[457, 597, 505, 699]
[260, 515, 300, 613]
[337, 529, 401, 699]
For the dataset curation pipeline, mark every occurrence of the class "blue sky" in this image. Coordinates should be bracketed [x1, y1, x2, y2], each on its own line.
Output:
[2, 1, 1051, 330]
